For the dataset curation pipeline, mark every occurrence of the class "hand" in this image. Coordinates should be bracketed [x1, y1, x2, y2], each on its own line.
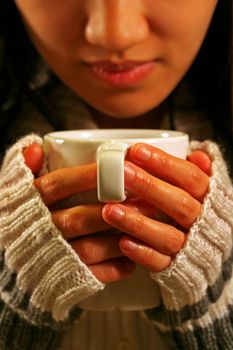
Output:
[102, 143, 211, 273]
[24, 144, 142, 283]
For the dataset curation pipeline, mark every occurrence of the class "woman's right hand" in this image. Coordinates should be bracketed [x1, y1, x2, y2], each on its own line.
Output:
[24, 144, 136, 284]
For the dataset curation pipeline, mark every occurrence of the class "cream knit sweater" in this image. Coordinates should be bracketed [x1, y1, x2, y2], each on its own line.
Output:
[0, 133, 233, 349]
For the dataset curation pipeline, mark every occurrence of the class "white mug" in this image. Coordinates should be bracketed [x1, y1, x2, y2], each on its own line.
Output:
[44, 129, 189, 311]
[44, 129, 189, 203]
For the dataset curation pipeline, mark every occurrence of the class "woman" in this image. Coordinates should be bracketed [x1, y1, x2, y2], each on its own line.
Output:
[0, 1, 233, 349]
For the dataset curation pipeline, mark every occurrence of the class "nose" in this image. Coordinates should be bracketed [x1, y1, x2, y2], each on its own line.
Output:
[85, 0, 149, 52]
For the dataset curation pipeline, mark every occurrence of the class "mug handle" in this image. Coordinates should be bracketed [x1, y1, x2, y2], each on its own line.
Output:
[97, 142, 128, 202]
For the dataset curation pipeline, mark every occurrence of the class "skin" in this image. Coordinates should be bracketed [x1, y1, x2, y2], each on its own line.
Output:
[15, 0, 217, 118]
[20, 0, 217, 283]
[24, 145, 211, 283]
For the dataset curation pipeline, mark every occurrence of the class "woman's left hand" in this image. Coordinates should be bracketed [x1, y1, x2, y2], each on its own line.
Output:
[102, 143, 211, 273]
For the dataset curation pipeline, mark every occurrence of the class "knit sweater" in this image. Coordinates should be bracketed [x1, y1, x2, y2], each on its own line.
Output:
[0, 62, 233, 348]
[0, 132, 233, 349]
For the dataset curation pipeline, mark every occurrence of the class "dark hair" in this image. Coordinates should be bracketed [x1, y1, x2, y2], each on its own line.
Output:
[187, 0, 233, 144]
[0, 0, 233, 164]
[0, 0, 62, 151]
[183, 0, 233, 169]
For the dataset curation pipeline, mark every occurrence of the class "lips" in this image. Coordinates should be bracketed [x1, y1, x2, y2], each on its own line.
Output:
[86, 60, 155, 87]
[92, 61, 149, 72]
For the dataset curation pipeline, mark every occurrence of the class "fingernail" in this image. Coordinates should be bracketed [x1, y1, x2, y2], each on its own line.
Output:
[121, 239, 138, 251]
[124, 163, 135, 182]
[133, 145, 151, 161]
[107, 205, 125, 222]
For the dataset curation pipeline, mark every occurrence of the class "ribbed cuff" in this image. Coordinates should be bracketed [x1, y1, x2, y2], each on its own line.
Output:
[0, 296, 64, 350]
[0, 135, 104, 321]
[150, 141, 233, 311]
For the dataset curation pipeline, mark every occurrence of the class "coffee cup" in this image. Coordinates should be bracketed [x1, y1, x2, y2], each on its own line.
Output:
[44, 129, 189, 311]
[44, 129, 189, 203]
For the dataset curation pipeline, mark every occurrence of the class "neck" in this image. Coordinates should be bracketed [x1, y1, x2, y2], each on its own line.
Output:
[89, 102, 168, 129]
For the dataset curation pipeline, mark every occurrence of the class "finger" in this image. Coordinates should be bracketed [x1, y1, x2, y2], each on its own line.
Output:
[52, 199, 155, 240]
[70, 233, 124, 265]
[123, 197, 156, 218]
[52, 204, 111, 240]
[102, 204, 185, 256]
[34, 163, 97, 206]
[119, 237, 172, 273]
[128, 144, 209, 201]
[125, 198, 175, 224]
[124, 162, 201, 229]
[89, 257, 136, 283]
[187, 150, 211, 176]
[23, 144, 45, 175]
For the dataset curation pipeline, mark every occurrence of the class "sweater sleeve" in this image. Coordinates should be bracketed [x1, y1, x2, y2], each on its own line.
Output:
[143, 141, 233, 349]
[0, 135, 105, 350]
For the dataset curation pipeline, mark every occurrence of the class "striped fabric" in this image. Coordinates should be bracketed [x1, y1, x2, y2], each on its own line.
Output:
[0, 134, 233, 350]
[0, 75, 233, 349]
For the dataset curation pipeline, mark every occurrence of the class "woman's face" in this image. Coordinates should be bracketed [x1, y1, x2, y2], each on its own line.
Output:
[15, 0, 218, 118]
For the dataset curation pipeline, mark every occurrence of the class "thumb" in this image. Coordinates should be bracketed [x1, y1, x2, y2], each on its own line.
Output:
[23, 143, 45, 175]
[187, 150, 211, 176]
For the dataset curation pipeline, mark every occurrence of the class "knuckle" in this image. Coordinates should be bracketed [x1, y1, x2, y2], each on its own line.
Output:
[107, 265, 122, 281]
[135, 172, 156, 195]
[131, 215, 146, 234]
[154, 151, 171, 170]
[62, 213, 72, 232]
[106, 258, 134, 282]
[62, 212, 83, 237]
[76, 240, 95, 264]
[142, 247, 168, 273]
[179, 194, 191, 214]
[177, 194, 200, 228]
[78, 167, 95, 188]
[37, 174, 58, 204]
[187, 166, 208, 199]
[188, 165, 203, 185]
[143, 245, 155, 262]
[176, 195, 192, 225]
[100, 262, 123, 282]
[166, 229, 185, 254]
